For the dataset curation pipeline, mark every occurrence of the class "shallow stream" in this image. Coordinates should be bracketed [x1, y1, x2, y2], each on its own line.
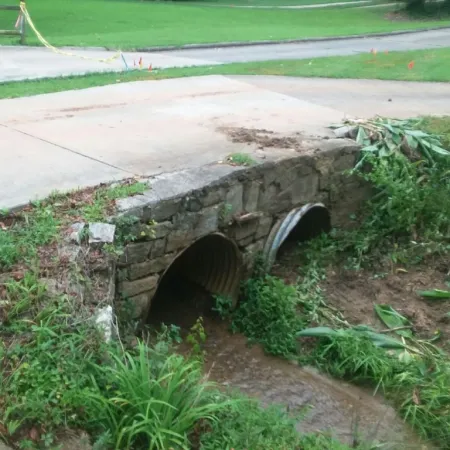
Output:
[148, 276, 431, 449]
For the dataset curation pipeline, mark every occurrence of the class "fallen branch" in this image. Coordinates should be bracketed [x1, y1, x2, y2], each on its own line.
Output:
[379, 325, 413, 334]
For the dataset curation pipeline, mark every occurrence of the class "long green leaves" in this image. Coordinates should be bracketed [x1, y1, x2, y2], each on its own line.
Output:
[297, 326, 407, 350]
[417, 289, 450, 300]
[85, 341, 230, 450]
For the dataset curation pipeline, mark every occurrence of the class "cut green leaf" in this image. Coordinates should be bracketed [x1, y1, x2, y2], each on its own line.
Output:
[296, 327, 338, 338]
[417, 289, 450, 300]
[374, 304, 412, 337]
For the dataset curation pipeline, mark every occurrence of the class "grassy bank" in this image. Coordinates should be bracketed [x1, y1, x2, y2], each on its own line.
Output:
[0, 0, 448, 48]
[2, 47, 449, 100]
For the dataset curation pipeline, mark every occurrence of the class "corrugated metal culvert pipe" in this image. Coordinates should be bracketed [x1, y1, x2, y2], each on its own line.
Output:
[263, 203, 331, 272]
[147, 233, 242, 327]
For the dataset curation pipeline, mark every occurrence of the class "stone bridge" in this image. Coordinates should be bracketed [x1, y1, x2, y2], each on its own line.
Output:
[114, 138, 366, 322]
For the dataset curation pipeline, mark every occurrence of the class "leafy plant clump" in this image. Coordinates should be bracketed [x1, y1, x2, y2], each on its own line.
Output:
[85, 342, 230, 450]
[299, 326, 450, 448]
[333, 117, 450, 168]
[324, 117, 450, 269]
[0, 276, 109, 448]
[226, 152, 256, 167]
[232, 275, 305, 357]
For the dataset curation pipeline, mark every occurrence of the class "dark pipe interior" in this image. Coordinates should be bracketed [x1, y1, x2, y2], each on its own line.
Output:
[278, 206, 331, 258]
[147, 234, 240, 331]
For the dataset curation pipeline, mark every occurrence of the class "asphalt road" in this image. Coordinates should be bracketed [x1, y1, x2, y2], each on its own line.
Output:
[1, 28, 449, 82]
[160, 28, 450, 63]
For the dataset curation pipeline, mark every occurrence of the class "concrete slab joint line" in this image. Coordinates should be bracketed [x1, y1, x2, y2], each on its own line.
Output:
[0, 124, 136, 177]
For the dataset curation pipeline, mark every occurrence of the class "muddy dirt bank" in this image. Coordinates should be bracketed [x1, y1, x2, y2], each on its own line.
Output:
[274, 244, 450, 352]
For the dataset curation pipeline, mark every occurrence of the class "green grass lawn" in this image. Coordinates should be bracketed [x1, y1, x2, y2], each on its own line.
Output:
[190, 0, 369, 6]
[1, 47, 449, 99]
[0, 0, 448, 49]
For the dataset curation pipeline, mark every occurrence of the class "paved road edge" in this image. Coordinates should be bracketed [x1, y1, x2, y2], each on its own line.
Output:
[3, 25, 450, 53]
[130, 26, 450, 52]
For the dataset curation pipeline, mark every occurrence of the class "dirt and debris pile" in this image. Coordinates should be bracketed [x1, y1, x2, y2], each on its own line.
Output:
[219, 126, 304, 151]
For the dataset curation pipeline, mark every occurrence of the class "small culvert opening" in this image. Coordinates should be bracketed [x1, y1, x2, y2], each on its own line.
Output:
[264, 204, 331, 271]
[280, 205, 331, 250]
[147, 233, 241, 331]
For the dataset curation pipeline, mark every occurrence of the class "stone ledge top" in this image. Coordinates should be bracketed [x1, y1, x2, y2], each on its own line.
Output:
[115, 138, 359, 217]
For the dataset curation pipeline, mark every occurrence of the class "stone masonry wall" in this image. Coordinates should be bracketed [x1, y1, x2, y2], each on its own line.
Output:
[114, 139, 368, 320]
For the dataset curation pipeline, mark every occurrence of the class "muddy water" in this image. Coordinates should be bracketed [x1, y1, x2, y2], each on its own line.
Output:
[201, 320, 432, 450]
[148, 279, 431, 450]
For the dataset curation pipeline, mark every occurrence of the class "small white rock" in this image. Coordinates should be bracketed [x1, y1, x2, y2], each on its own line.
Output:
[95, 305, 114, 343]
[89, 223, 116, 245]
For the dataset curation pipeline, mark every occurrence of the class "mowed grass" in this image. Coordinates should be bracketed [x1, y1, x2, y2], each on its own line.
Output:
[0, 0, 449, 48]
[1, 47, 449, 99]
[190, 0, 370, 6]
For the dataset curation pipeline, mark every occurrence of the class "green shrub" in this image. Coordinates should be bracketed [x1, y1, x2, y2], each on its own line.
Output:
[232, 275, 305, 357]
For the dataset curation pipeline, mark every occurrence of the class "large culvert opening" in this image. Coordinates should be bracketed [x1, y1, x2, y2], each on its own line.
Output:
[147, 233, 241, 332]
[264, 204, 331, 271]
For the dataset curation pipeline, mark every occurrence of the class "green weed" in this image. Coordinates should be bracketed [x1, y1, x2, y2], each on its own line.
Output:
[212, 294, 233, 319]
[232, 275, 305, 357]
[0, 181, 148, 271]
[186, 316, 207, 359]
[0, 205, 60, 269]
[308, 330, 401, 387]
[0, 278, 107, 447]
[200, 392, 362, 449]
[392, 358, 450, 444]
[1, 275, 231, 449]
[226, 153, 256, 167]
[80, 182, 148, 223]
[300, 328, 450, 447]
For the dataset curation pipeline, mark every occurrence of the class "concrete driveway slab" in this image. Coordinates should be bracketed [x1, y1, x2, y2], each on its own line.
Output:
[0, 75, 344, 208]
[0, 75, 342, 187]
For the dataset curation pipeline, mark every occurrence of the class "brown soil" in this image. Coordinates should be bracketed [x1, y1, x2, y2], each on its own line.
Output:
[385, 11, 447, 22]
[324, 264, 450, 349]
[218, 126, 303, 151]
[274, 244, 450, 351]
[385, 11, 418, 22]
